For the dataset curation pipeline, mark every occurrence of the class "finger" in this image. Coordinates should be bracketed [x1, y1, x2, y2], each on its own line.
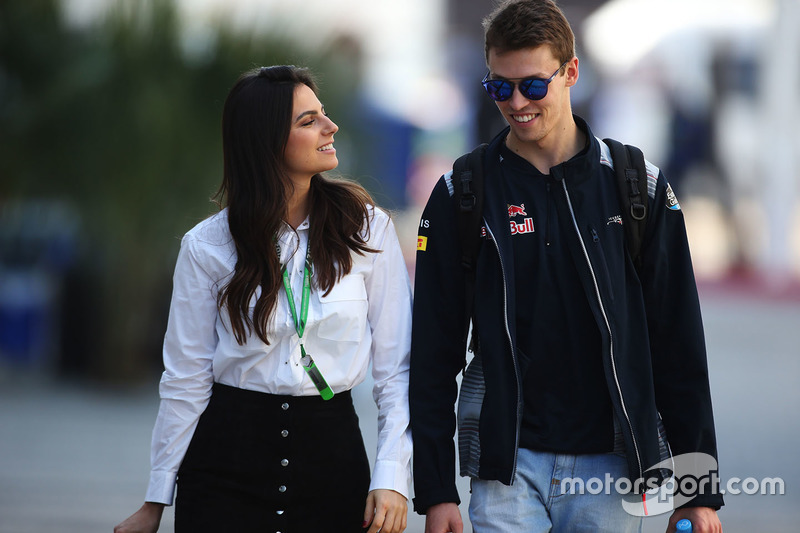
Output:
[394, 504, 408, 533]
[368, 498, 391, 533]
[380, 507, 398, 533]
[366, 502, 383, 533]
[386, 503, 408, 533]
[363, 493, 376, 529]
[391, 510, 406, 533]
[367, 511, 384, 533]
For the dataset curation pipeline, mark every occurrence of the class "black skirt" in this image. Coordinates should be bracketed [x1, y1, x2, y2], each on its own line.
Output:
[175, 382, 371, 532]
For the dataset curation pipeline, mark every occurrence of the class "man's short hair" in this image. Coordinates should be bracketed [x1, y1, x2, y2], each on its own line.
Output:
[483, 0, 575, 65]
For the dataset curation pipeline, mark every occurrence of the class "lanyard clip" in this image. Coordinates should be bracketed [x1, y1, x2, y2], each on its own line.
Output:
[300, 351, 334, 401]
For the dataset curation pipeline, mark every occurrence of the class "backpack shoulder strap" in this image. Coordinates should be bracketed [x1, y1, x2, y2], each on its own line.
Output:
[603, 138, 648, 270]
[453, 143, 487, 272]
[452, 143, 487, 350]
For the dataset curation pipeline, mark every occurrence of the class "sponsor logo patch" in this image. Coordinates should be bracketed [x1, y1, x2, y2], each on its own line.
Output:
[417, 236, 428, 251]
[510, 218, 535, 235]
[508, 204, 527, 218]
[666, 184, 681, 211]
[607, 215, 623, 226]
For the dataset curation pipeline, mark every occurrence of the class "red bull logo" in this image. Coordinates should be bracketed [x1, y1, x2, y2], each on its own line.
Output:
[508, 204, 527, 218]
[510, 218, 535, 235]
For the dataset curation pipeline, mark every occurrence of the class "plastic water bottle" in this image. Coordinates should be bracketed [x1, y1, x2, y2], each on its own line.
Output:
[676, 519, 692, 532]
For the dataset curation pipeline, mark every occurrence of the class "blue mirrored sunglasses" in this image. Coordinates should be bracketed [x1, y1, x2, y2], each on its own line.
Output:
[481, 61, 569, 102]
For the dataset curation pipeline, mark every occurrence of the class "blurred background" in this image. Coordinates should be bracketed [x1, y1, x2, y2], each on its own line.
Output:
[1, 0, 798, 531]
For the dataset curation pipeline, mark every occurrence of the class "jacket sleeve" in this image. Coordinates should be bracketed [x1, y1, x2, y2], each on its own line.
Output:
[639, 175, 724, 509]
[409, 175, 470, 514]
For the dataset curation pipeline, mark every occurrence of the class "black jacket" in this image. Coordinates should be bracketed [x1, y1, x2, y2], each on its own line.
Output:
[409, 118, 723, 513]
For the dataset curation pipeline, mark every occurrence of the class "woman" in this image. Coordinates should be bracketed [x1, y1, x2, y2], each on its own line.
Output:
[115, 66, 411, 533]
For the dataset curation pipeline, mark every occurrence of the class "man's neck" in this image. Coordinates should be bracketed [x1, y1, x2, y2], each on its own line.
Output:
[507, 118, 585, 174]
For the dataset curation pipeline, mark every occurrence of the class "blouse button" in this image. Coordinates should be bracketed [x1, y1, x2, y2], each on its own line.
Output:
[281, 459, 289, 466]
[276, 510, 284, 515]
[278, 485, 287, 493]
[281, 402, 289, 411]
[281, 429, 289, 437]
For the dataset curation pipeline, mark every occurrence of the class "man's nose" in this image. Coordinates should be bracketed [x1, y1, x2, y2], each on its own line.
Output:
[508, 84, 530, 109]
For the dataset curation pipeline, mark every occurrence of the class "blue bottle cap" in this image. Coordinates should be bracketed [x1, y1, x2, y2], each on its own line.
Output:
[676, 518, 692, 532]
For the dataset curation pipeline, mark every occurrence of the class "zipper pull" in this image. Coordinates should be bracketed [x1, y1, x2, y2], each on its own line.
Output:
[591, 228, 599, 243]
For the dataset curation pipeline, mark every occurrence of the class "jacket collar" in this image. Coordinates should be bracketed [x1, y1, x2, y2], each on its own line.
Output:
[484, 115, 601, 186]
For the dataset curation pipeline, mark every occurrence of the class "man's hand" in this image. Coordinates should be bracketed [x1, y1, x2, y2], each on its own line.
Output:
[114, 502, 165, 533]
[667, 507, 722, 533]
[424, 502, 463, 533]
[363, 489, 407, 533]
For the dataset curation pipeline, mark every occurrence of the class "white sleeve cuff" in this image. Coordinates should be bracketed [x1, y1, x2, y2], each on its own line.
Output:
[145, 470, 178, 505]
[368, 459, 411, 500]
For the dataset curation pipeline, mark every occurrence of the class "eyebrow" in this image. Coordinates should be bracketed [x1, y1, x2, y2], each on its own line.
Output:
[293, 106, 325, 124]
[489, 61, 568, 81]
[489, 72, 547, 81]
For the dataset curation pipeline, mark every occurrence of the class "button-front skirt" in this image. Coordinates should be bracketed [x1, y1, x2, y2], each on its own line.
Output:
[175, 382, 370, 532]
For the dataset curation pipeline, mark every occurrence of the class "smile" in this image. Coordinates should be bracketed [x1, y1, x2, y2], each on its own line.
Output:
[512, 114, 538, 123]
[317, 143, 334, 152]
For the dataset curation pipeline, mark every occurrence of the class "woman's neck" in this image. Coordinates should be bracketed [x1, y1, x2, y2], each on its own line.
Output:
[285, 180, 311, 229]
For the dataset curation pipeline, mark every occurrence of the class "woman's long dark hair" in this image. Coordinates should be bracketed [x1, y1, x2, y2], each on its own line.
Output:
[214, 65, 376, 345]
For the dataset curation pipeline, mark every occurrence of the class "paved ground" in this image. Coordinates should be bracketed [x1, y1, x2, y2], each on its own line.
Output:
[1, 281, 799, 533]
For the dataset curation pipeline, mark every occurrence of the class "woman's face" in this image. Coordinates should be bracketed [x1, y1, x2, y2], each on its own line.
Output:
[283, 83, 339, 184]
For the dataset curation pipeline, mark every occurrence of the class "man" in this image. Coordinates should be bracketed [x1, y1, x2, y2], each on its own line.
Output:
[409, 1, 724, 532]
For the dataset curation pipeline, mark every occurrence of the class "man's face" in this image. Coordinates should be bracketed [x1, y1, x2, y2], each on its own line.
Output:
[486, 45, 576, 151]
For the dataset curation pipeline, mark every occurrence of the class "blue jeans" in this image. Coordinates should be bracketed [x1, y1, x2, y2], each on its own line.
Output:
[469, 448, 643, 532]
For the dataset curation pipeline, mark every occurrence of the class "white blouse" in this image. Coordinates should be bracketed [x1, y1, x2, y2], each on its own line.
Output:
[145, 206, 413, 505]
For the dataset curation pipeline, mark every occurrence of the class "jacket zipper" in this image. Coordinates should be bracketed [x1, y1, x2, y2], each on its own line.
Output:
[560, 179, 644, 480]
[484, 218, 522, 484]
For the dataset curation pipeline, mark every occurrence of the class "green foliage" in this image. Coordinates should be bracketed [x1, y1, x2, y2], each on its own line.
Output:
[0, 0, 351, 380]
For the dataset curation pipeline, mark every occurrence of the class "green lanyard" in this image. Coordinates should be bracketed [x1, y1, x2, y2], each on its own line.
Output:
[278, 242, 334, 400]
[280, 246, 312, 340]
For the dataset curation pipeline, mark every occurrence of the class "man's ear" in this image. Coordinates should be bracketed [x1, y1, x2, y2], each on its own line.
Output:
[565, 57, 579, 88]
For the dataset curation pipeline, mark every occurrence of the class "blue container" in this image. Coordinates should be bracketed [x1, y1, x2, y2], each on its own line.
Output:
[676, 518, 692, 532]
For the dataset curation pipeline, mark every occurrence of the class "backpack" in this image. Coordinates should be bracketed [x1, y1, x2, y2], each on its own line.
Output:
[452, 138, 648, 351]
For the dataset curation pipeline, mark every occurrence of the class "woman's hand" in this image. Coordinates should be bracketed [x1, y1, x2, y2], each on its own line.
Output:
[363, 489, 408, 533]
[114, 502, 165, 533]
